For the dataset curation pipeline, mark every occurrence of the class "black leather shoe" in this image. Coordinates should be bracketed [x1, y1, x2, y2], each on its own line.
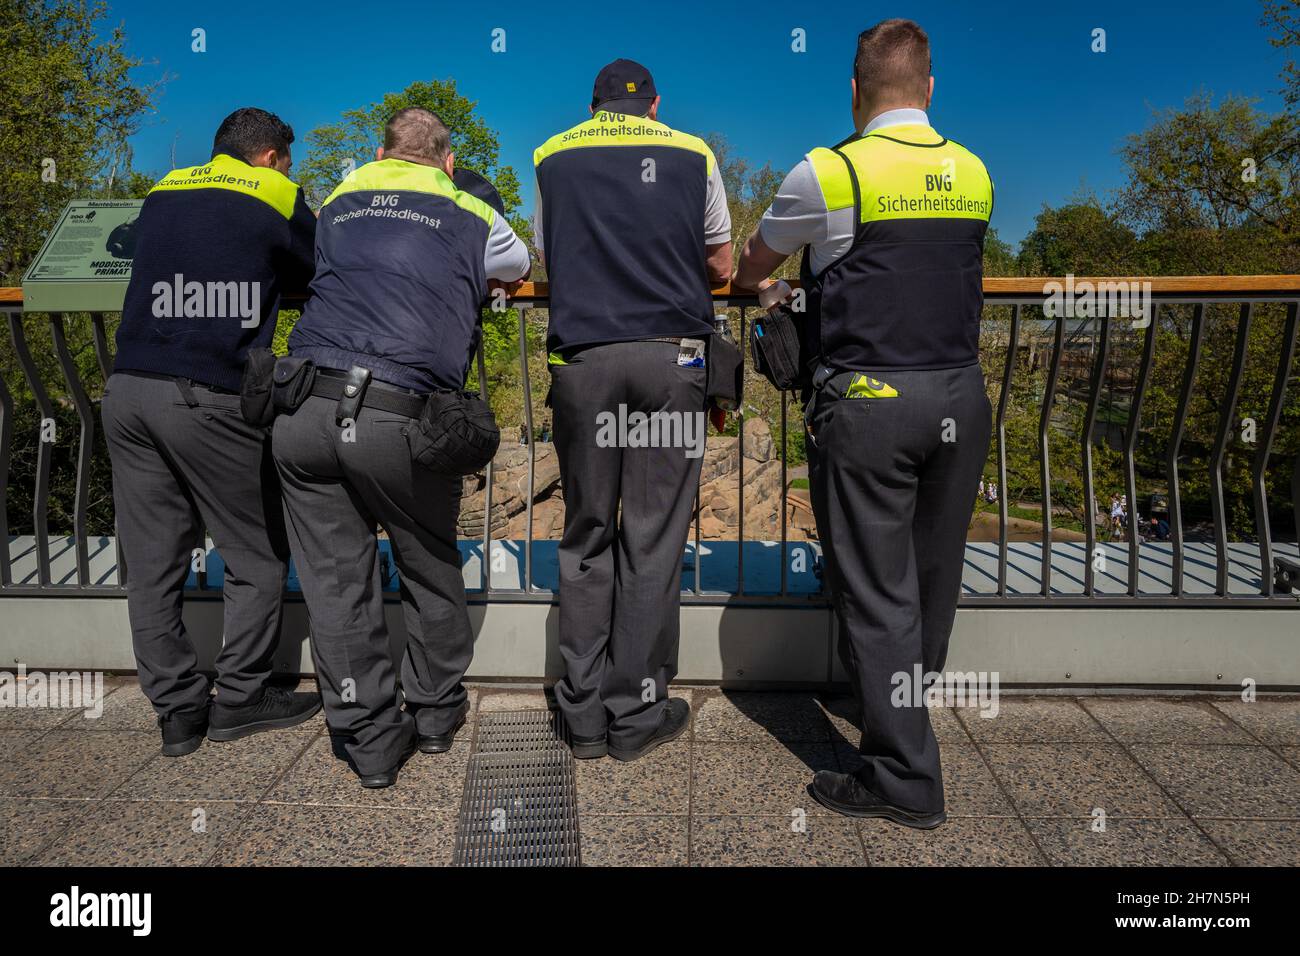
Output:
[358, 737, 417, 789]
[207, 686, 321, 742]
[159, 705, 209, 757]
[568, 732, 608, 759]
[608, 697, 690, 762]
[808, 770, 946, 829]
[417, 709, 467, 754]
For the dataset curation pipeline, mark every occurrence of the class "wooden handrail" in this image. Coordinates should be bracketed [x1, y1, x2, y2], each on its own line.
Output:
[5, 275, 1300, 308]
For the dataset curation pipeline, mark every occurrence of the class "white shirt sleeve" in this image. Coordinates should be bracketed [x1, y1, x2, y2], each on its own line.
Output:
[758, 156, 856, 273]
[703, 162, 731, 246]
[484, 213, 530, 281]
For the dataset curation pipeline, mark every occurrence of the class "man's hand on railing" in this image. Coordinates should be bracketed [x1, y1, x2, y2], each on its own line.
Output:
[488, 277, 527, 298]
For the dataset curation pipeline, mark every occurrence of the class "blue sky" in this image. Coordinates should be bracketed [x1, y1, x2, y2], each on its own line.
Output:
[106, 0, 1290, 247]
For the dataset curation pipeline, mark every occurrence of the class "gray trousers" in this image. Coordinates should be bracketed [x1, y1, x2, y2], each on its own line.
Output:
[807, 364, 991, 814]
[272, 395, 471, 776]
[549, 340, 706, 749]
[101, 371, 289, 718]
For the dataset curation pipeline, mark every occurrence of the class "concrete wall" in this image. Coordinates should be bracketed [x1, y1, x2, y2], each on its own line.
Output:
[2, 596, 1296, 688]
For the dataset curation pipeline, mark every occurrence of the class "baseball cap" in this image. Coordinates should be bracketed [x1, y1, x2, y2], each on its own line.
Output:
[591, 58, 657, 115]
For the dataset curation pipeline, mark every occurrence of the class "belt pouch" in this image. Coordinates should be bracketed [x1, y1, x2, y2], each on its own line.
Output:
[239, 348, 278, 425]
[271, 355, 318, 414]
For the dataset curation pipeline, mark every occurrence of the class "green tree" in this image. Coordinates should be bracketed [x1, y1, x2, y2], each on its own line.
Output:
[1017, 195, 1140, 276]
[1117, 94, 1298, 274]
[1263, 0, 1300, 108]
[0, 0, 163, 283]
[1, 1, 162, 541]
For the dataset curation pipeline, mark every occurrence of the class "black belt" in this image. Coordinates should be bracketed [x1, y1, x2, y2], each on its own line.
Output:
[311, 368, 428, 418]
[118, 369, 238, 395]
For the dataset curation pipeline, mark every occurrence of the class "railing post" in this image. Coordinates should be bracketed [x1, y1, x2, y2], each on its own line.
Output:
[477, 333, 492, 594]
[8, 312, 54, 586]
[0, 310, 14, 587]
[1210, 303, 1254, 596]
[1123, 306, 1157, 597]
[89, 312, 126, 586]
[995, 304, 1020, 597]
[1038, 312, 1065, 596]
[518, 306, 535, 593]
[49, 313, 93, 586]
[1081, 317, 1111, 595]
[779, 387, 788, 596]
[736, 308, 745, 597]
[1251, 302, 1299, 595]
[1167, 304, 1204, 598]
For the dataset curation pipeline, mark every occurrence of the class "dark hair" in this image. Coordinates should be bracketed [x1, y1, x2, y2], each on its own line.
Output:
[211, 107, 295, 164]
[383, 107, 452, 165]
[853, 19, 931, 110]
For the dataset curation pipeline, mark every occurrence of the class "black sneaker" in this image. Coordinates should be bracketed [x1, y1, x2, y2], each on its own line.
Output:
[607, 697, 690, 762]
[207, 686, 321, 742]
[160, 706, 209, 757]
[807, 770, 946, 829]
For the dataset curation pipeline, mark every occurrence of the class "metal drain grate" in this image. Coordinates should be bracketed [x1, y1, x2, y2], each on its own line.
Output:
[453, 710, 581, 866]
[473, 708, 570, 753]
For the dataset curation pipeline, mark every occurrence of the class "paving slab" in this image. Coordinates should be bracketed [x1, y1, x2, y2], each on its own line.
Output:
[39, 799, 251, 866]
[859, 817, 1046, 866]
[691, 741, 838, 816]
[1198, 819, 1300, 867]
[1026, 817, 1228, 866]
[956, 698, 1109, 743]
[217, 804, 457, 866]
[693, 691, 831, 744]
[1, 730, 158, 799]
[980, 743, 1184, 818]
[690, 814, 864, 866]
[1210, 699, 1300, 745]
[580, 815, 689, 866]
[110, 729, 316, 803]
[1082, 698, 1255, 744]
[266, 734, 469, 810]
[0, 799, 92, 865]
[575, 736, 690, 815]
[1128, 745, 1300, 818]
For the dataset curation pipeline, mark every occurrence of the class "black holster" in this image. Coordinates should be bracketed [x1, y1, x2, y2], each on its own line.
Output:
[272, 355, 317, 414]
[239, 347, 279, 426]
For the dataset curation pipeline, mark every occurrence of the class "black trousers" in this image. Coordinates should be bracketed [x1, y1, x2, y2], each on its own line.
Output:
[549, 340, 706, 750]
[102, 371, 289, 718]
[272, 396, 470, 776]
[807, 364, 991, 814]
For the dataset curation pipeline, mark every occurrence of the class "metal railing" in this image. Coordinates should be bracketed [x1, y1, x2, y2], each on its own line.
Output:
[3, 276, 1300, 608]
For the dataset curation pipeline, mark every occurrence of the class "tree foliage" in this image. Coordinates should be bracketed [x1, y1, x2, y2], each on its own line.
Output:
[0, 0, 162, 283]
